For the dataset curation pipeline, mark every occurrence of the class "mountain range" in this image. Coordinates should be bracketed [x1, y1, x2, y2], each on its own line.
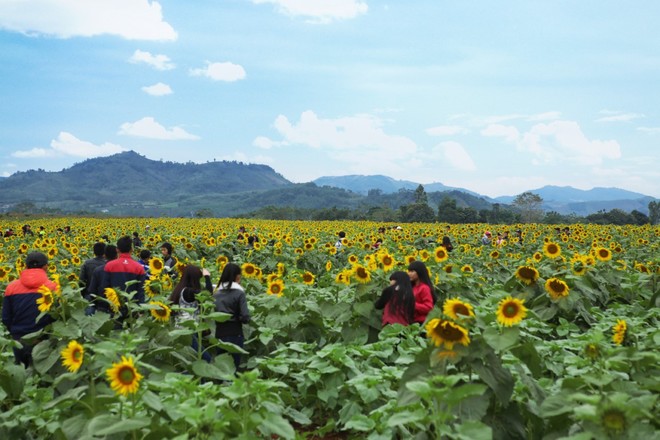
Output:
[0, 151, 654, 217]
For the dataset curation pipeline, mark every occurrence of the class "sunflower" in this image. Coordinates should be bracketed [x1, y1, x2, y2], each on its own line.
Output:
[104, 287, 121, 313]
[302, 271, 315, 285]
[0, 266, 9, 282]
[634, 263, 649, 274]
[425, 318, 470, 350]
[36, 285, 54, 312]
[532, 252, 543, 262]
[60, 340, 84, 373]
[241, 262, 258, 278]
[144, 278, 159, 298]
[584, 342, 600, 361]
[149, 257, 164, 276]
[612, 319, 626, 345]
[433, 246, 449, 263]
[348, 254, 359, 265]
[514, 266, 539, 285]
[543, 242, 561, 259]
[443, 264, 454, 274]
[325, 261, 332, 272]
[335, 270, 351, 285]
[149, 301, 171, 322]
[267, 279, 284, 297]
[460, 264, 473, 274]
[600, 407, 627, 435]
[595, 247, 612, 262]
[353, 265, 372, 284]
[496, 296, 527, 327]
[379, 253, 396, 270]
[442, 298, 475, 320]
[544, 277, 570, 300]
[215, 255, 228, 270]
[489, 250, 500, 259]
[571, 258, 589, 276]
[106, 356, 144, 397]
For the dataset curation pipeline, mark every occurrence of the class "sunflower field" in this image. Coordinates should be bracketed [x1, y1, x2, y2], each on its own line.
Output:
[0, 218, 658, 439]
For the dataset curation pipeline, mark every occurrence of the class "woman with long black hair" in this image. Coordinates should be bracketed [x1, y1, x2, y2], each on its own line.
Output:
[374, 271, 416, 327]
[213, 263, 250, 370]
[168, 265, 213, 362]
[407, 260, 436, 324]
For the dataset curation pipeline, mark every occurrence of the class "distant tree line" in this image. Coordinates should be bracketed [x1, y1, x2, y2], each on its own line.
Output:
[243, 187, 660, 226]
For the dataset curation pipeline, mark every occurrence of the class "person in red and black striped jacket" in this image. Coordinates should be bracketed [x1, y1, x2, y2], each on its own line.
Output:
[2, 252, 57, 367]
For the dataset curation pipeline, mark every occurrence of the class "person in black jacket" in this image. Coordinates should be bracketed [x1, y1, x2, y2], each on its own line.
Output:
[213, 263, 250, 370]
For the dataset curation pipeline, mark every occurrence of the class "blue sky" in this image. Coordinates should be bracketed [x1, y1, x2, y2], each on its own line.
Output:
[1, 0, 659, 198]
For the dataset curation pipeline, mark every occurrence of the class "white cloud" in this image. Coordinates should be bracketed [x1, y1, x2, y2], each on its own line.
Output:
[435, 141, 476, 171]
[118, 117, 200, 140]
[425, 125, 467, 136]
[253, 136, 288, 149]
[519, 121, 620, 165]
[252, 0, 368, 24]
[189, 62, 246, 82]
[130, 50, 175, 70]
[11, 132, 125, 159]
[595, 112, 645, 122]
[257, 110, 419, 175]
[0, 1, 177, 41]
[141, 82, 173, 96]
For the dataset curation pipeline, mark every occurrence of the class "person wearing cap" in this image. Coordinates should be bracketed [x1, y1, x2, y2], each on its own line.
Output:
[481, 231, 492, 246]
[2, 252, 57, 367]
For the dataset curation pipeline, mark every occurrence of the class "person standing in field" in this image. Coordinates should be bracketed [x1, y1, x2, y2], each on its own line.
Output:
[213, 263, 250, 371]
[374, 271, 416, 327]
[79, 242, 106, 298]
[407, 261, 436, 324]
[160, 242, 178, 279]
[169, 265, 214, 362]
[101, 236, 146, 312]
[2, 252, 57, 367]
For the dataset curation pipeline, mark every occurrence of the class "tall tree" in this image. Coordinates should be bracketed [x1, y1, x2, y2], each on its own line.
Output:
[649, 200, 660, 225]
[512, 192, 544, 223]
[414, 184, 428, 204]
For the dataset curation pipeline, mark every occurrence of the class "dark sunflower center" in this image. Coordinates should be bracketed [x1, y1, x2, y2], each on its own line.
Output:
[73, 349, 83, 361]
[383, 256, 393, 265]
[519, 267, 536, 280]
[356, 268, 368, 278]
[271, 285, 281, 293]
[547, 244, 558, 254]
[503, 303, 519, 318]
[453, 304, 470, 316]
[550, 280, 566, 293]
[118, 366, 136, 385]
[436, 323, 464, 342]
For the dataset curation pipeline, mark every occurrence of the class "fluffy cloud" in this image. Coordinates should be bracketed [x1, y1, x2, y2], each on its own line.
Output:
[118, 117, 200, 140]
[141, 82, 173, 96]
[434, 141, 476, 171]
[637, 126, 660, 134]
[482, 120, 620, 166]
[189, 62, 246, 82]
[252, 0, 368, 23]
[520, 121, 620, 165]
[256, 110, 418, 174]
[11, 132, 125, 158]
[130, 50, 175, 70]
[0, 1, 177, 40]
[425, 125, 467, 136]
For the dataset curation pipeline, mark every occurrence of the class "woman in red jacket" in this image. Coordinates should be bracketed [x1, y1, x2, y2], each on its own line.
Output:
[407, 261, 436, 324]
[374, 271, 416, 327]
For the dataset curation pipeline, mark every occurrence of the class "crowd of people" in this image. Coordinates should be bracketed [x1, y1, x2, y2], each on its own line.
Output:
[3, 224, 479, 370]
